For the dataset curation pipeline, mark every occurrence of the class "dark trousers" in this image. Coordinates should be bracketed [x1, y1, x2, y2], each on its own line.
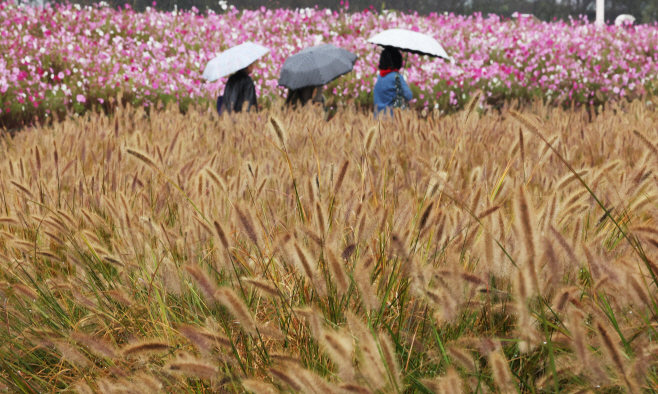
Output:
[216, 96, 224, 115]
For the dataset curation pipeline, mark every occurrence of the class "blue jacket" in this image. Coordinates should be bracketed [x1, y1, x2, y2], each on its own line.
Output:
[373, 71, 413, 117]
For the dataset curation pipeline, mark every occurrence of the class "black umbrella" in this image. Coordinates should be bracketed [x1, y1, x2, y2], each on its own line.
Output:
[278, 44, 357, 90]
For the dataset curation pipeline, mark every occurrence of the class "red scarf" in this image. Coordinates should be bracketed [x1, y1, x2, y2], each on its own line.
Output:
[379, 69, 399, 77]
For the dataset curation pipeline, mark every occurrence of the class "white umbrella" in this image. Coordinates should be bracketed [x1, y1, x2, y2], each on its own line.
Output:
[615, 14, 636, 26]
[202, 42, 269, 82]
[367, 29, 450, 60]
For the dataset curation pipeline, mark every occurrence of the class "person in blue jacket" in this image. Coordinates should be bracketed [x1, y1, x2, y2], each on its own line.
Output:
[373, 47, 413, 117]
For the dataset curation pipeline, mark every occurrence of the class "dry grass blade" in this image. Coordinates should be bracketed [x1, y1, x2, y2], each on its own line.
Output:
[133, 372, 163, 393]
[632, 130, 658, 162]
[164, 357, 219, 380]
[379, 331, 402, 390]
[269, 116, 287, 147]
[213, 220, 230, 249]
[206, 167, 227, 192]
[54, 341, 91, 368]
[269, 367, 303, 391]
[489, 350, 514, 393]
[418, 202, 433, 231]
[319, 328, 355, 380]
[333, 160, 350, 196]
[126, 148, 158, 169]
[235, 207, 259, 246]
[242, 277, 280, 298]
[596, 322, 625, 376]
[70, 331, 118, 359]
[10, 181, 34, 198]
[215, 287, 257, 335]
[446, 91, 481, 177]
[176, 324, 215, 354]
[364, 126, 377, 153]
[184, 264, 218, 304]
[326, 250, 350, 297]
[242, 379, 279, 394]
[3, 97, 658, 393]
[462, 91, 481, 126]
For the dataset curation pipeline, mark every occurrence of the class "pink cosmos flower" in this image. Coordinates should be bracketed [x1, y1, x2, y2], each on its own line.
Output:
[76, 94, 86, 103]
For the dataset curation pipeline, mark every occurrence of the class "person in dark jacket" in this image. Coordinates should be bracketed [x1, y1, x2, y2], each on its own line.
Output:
[221, 62, 258, 114]
[373, 47, 413, 118]
[285, 85, 325, 110]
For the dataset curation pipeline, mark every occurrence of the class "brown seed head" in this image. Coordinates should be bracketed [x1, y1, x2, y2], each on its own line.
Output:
[215, 287, 257, 335]
[333, 160, 350, 196]
[165, 357, 218, 380]
[70, 331, 118, 359]
[122, 339, 170, 357]
[184, 264, 218, 304]
[213, 220, 230, 249]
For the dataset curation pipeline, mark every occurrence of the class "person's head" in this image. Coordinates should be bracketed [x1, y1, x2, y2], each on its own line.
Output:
[244, 62, 256, 74]
[378, 47, 403, 70]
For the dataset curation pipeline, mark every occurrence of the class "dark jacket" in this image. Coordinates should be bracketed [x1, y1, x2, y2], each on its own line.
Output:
[285, 85, 325, 109]
[223, 70, 257, 113]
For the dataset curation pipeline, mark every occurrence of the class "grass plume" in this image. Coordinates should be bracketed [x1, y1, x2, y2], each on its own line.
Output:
[215, 287, 257, 335]
[0, 102, 656, 393]
[122, 340, 170, 357]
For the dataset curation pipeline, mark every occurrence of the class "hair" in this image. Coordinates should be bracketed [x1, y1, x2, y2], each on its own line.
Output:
[378, 47, 403, 70]
[240, 62, 255, 75]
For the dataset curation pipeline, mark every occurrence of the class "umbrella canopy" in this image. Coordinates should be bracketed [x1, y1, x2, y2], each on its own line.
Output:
[278, 44, 357, 90]
[367, 29, 450, 59]
[615, 14, 636, 26]
[202, 42, 269, 82]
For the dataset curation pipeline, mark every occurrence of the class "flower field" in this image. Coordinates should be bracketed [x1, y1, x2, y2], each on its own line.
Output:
[2, 1, 658, 127]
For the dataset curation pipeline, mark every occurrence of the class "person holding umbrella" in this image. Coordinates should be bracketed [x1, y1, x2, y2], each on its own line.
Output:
[368, 29, 451, 117]
[278, 44, 357, 111]
[373, 47, 413, 117]
[285, 85, 325, 109]
[202, 42, 269, 115]
[223, 62, 258, 113]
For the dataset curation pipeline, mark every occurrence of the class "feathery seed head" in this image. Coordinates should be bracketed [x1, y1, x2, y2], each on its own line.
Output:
[215, 287, 257, 335]
[122, 339, 170, 357]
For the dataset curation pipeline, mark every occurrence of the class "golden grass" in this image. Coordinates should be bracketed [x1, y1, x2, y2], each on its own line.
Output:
[1, 99, 658, 392]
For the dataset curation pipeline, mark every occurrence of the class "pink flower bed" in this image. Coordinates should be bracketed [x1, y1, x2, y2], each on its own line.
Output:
[2, 1, 658, 123]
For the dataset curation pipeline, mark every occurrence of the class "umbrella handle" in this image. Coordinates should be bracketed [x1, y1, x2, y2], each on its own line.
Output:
[403, 52, 408, 78]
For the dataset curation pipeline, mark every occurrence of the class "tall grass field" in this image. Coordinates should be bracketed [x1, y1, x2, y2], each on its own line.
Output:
[0, 98, 657, 393]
